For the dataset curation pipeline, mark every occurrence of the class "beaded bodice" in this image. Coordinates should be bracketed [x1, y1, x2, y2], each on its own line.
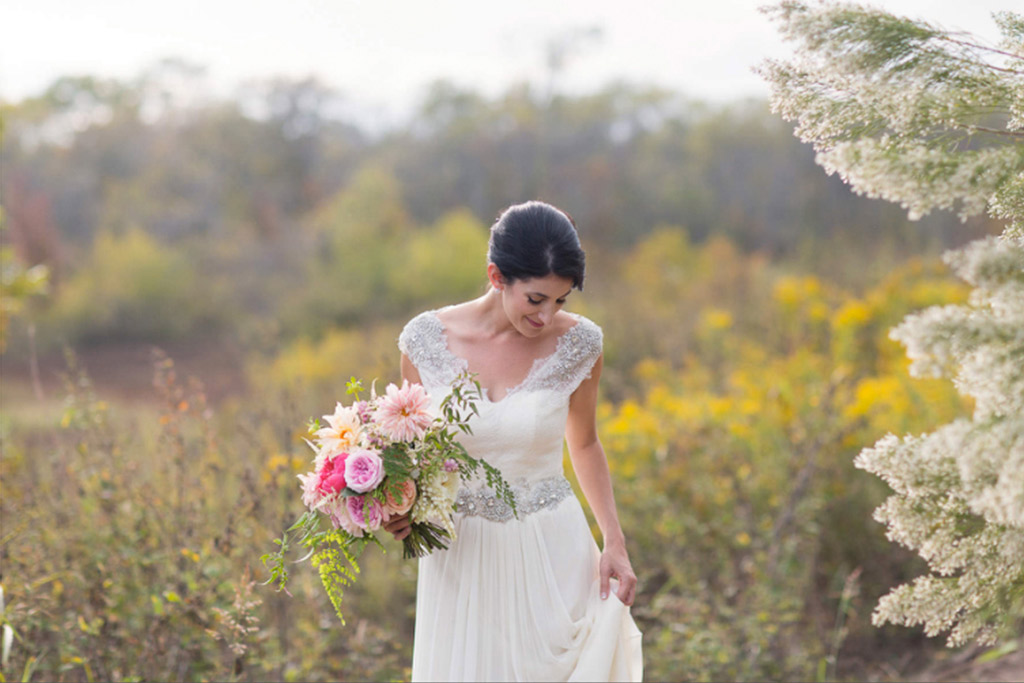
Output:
[398, 309, 603, 520]
[398, 309, 603, 401]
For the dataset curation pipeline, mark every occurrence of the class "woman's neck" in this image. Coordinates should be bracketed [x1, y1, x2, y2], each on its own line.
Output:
[472, 287, 517, 339]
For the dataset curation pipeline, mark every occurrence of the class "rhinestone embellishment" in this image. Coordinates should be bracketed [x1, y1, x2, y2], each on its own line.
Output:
[455, 476, 574, 523]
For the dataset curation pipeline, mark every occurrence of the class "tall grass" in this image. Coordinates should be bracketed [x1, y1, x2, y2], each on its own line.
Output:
[1, 350, 414, 682]
[0, 249, 970, 681]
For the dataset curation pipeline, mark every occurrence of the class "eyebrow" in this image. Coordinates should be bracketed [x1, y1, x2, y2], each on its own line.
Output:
[529, 289, 573, 300]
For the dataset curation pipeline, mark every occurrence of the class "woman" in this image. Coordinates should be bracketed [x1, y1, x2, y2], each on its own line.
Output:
[385, 201, 643, 681]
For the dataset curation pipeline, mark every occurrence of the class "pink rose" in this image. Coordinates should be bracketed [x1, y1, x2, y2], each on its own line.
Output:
[316, 452, 349, 495]
[384, 479, 417, 516]
[344, 448, 385, 493]
[346, 495, 384, 531]
[325, 497, 364, 536]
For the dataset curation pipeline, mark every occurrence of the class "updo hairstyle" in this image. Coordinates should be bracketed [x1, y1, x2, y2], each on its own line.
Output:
[487, 201, 586, 291]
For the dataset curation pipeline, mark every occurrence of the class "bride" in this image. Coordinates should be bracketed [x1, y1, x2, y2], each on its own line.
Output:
[384, 201, 643, 682]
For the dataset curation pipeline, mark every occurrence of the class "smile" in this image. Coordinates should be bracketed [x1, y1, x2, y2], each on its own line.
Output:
[525, 317, 544, 329]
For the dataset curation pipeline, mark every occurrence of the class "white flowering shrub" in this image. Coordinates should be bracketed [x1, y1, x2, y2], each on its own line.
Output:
[855, 231, 1024, 646]
[760, 2, 1024, 646]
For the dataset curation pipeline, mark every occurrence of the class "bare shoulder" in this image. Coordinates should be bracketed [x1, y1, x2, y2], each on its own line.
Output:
[434, 301, 473, 324]
[433, 301, 478, 339]
[552, 310, 581, 335]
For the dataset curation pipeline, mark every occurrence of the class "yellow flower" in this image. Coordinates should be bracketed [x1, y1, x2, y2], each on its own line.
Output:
[700, 308, 733, 333]
[832, 300, 872, 331]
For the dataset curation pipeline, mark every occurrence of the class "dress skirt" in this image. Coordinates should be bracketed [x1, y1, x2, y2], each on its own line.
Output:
[411, 495, 643, 682]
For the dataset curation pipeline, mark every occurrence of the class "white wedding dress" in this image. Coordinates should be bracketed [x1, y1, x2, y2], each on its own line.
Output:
[398, 309, 643, 682]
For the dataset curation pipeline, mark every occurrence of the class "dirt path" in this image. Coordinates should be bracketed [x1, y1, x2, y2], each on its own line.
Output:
[2, 337, 249, 406]
[910, 641, 1024, 682]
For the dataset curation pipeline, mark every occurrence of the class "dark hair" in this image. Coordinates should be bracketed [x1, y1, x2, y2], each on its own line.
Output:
[487, 201, 586, 290]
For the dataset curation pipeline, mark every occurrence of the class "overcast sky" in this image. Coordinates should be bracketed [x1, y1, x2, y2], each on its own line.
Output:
[1, 0, 1006, 122]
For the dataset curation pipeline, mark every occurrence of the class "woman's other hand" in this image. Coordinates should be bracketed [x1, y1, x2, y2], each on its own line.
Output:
[383, 512, 413, 541]
[599, 541, 637, 606]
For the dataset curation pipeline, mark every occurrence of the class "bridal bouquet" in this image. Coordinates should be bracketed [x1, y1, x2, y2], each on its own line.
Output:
[262, 373, 515, 623]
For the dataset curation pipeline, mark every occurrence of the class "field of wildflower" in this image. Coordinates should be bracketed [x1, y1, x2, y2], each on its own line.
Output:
[0, 233, 979, 681]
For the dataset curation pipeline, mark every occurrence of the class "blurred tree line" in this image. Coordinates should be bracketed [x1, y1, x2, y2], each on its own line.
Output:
[0, 61, 997, 356]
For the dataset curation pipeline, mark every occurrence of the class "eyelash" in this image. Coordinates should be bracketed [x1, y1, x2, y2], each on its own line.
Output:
[528, 298, 566, 305]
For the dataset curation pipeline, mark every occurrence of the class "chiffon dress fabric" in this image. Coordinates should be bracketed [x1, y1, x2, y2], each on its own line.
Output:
[398, 309, 643, 682]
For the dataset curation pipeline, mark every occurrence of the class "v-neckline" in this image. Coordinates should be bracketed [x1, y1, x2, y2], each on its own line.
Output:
[428, 308, 579, 404]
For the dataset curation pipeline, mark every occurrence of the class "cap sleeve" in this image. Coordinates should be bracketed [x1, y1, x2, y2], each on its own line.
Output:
[397, 311, 456, 390]
[527, 313, 603, 396]
[560, 314, 603, 394]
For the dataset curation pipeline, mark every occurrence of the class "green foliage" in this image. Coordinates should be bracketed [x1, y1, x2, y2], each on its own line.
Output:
[310, 533, 363, 626]
[246, 323, 402, 413]
[293, 165, 413, 328]
[380, 443, 415, 499]
[290, 177, 488, 335]
[592, 228, 771, 382]
[45, 227, 215, 344]
[0, 210, 50, 352]
[432, 374, 516, 515]
[596, 257, 968, 680]
[387, 209, 489, 307]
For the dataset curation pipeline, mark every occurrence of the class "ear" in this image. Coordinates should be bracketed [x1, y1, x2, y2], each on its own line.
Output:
[486, 263, 506, 291]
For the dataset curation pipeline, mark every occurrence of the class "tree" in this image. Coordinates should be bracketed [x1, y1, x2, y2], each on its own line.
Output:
[760, 2, 1024, 646]
[0, 114, 50, 361]
[0, 209, 49, 352]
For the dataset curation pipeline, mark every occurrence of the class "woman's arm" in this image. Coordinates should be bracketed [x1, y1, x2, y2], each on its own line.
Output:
[401, 353, 422, 386]
[565, 354, 638, 606]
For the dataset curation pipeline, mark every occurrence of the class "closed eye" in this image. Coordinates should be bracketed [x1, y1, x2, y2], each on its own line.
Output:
[527, 292, 571, 305]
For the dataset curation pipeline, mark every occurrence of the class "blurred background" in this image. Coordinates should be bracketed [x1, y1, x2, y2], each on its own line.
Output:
[0, 1, 1008, 681]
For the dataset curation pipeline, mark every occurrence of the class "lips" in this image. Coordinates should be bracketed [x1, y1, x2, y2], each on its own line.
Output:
[525, 317, 543, 329]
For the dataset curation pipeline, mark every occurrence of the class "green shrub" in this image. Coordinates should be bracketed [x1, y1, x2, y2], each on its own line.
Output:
[44, 228, 216, 345]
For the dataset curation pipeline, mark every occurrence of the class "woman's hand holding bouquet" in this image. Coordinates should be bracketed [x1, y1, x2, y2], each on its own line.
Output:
[261, 373, 514, 623]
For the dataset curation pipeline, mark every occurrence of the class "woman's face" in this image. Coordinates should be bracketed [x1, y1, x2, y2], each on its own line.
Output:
[499, 272, 575, 337]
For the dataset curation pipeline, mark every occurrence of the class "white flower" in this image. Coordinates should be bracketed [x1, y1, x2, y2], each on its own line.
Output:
[411, 470, 461, 540]
[313, 403, 363, 468]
